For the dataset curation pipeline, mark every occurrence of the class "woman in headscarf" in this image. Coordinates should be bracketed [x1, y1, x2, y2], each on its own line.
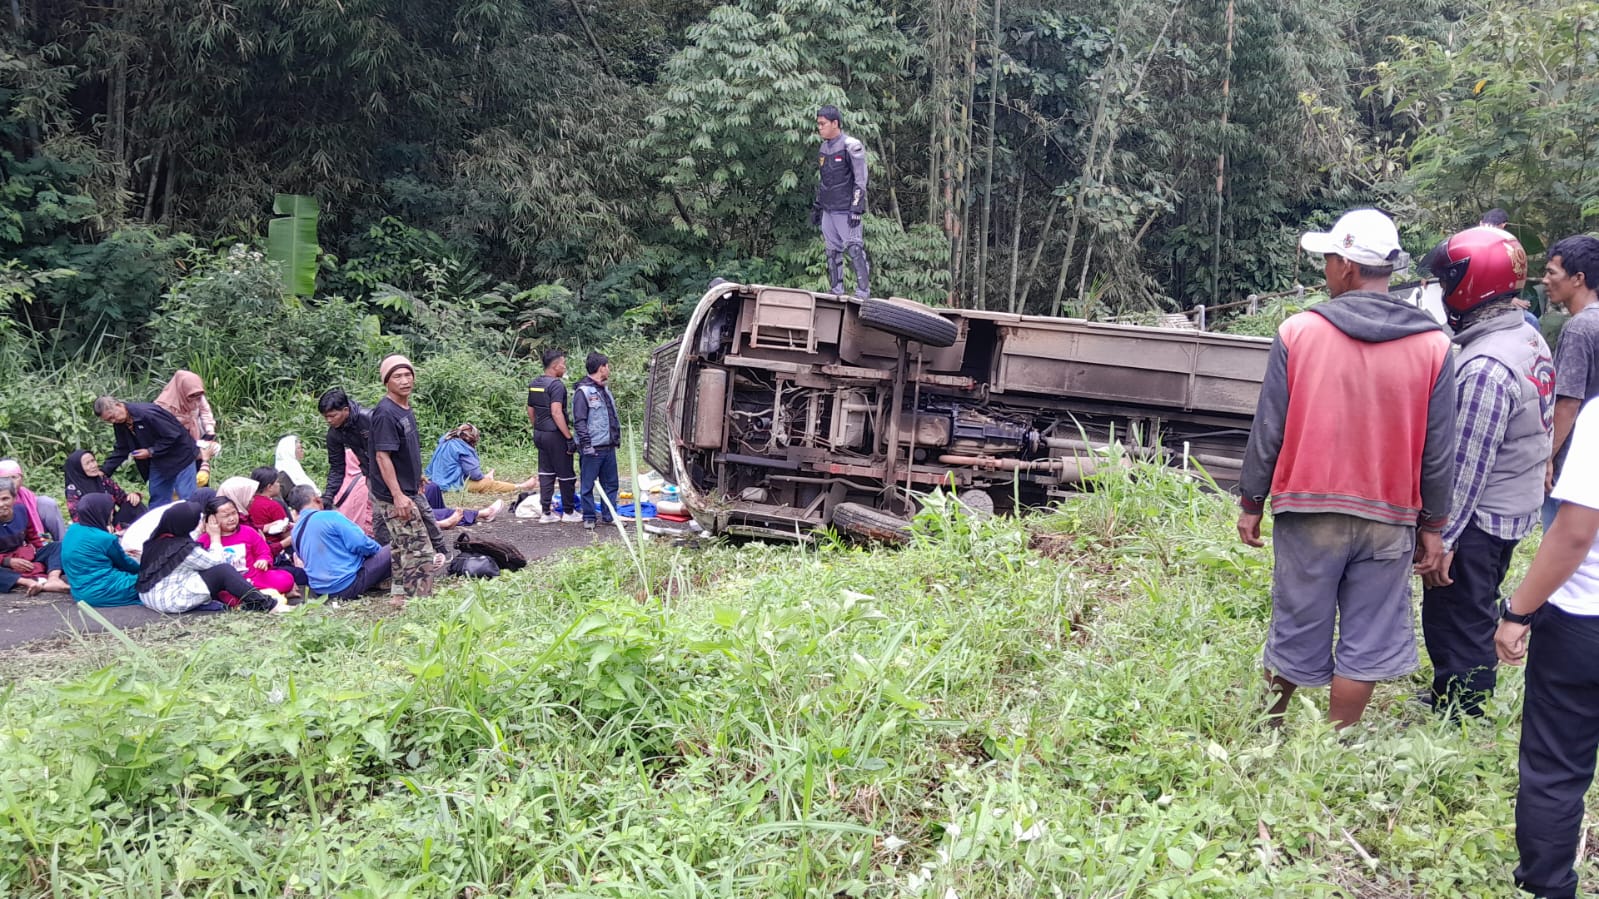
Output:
[423, 423, 538, 493]
[0, 459, 64, 542]
[64, 449, 144, 529]
[153, 369, 220, 486]
[59, 494, 141, 607]
[196, 494, 298, 601]
[135, 501, 287, 614]
[274, 436, 316, 499]
[332, 449, 374, 535]
[236, 468, 292, 551]
[120, 487, 215, 559]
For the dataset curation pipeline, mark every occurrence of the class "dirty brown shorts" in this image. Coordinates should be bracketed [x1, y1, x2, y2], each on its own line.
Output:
[1262, 512, 1418, 686]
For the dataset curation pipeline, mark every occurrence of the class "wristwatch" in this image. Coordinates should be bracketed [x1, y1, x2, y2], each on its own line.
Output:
[1501, 607, 1535, 626]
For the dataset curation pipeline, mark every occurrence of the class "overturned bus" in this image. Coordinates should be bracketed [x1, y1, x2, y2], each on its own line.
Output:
[642, 284, 1271, 541]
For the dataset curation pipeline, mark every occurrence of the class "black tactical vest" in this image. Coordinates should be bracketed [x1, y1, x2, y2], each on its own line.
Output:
[817, 138, 858, 211]
[527, 375, 563, 432]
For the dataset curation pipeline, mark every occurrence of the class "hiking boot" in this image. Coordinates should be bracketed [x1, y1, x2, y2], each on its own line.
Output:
[538, 512, 561, 524]
[561, 512, 583, 524]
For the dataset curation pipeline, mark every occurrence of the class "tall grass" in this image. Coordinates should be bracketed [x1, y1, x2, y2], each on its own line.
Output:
[0, 460, 1539, 896]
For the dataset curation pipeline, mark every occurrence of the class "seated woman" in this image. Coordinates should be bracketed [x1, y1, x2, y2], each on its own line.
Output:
[135, 502, 288, 614]
[0, 459, 64, 542]
[121, 487, 213, 559]
[422, 480, 501, 529]
[332, 450, 373, 535]
[60, 494, 140, 607]
[196, 495, 299, 601]
[425, 423, 538, 494]
[275, 436, 316, 500]
[154, 369, 221, 486]
[0, 476, 68, 595]
[120, 488, 213, 558]
[216, 473, 289, 554]
[64, 449, 144, 529]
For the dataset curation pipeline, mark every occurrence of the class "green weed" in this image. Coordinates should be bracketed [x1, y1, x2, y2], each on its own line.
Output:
[0, 459, 1545, 897]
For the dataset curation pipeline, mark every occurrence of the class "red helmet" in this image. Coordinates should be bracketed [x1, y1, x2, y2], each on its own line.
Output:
[1427, 226, 1529, 313]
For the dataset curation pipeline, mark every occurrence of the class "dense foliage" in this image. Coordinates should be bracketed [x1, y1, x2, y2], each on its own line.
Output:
[2, 0, 1597, 459]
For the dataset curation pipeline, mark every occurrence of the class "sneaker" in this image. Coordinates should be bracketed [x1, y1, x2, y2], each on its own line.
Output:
[583, 519, 596, 531]
[538, 512, 561, 524]
[561, 512, 583, 524]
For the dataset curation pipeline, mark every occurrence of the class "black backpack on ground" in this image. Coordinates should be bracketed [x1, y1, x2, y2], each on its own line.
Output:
[454, 531, 527, 571]
[447, 552, 501, 578]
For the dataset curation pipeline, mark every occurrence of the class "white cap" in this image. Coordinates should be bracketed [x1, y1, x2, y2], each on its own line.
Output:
[1300, 208, 1404, 268]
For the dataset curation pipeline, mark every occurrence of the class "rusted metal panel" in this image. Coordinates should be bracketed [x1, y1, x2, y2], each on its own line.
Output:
[994, 323, 1267, 415]
[690, 367, 728, 449]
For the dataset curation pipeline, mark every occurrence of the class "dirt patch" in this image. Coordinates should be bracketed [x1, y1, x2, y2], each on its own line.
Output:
[1027, 531, 1076, 560]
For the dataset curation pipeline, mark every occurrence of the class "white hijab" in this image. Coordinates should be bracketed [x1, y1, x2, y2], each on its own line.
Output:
[274, 435, 315, 489]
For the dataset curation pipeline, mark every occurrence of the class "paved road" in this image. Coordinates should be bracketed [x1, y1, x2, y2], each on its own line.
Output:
[0, 514, 625, 651]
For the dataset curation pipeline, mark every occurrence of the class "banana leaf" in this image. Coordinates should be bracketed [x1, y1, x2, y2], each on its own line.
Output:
[267, 193, 321, 297]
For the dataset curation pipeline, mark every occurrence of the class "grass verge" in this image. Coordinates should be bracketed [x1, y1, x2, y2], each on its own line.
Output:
[0, 460, 1542, 896]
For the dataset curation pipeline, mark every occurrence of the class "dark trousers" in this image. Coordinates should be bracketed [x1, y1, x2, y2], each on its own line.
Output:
[579, 448, 619, 523]
[536, 430, 578, 514]
[1515, 604, 1599, 898]
[1421, 524, 1518, 715]
[332, 547, 393, 599]
[0, 541, 63, 592]
[195, 564, 276, 611]
[423, 482, 476, 525]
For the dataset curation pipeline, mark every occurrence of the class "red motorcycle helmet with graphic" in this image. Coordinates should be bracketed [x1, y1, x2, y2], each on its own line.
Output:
[1426, 225, 1529, 314]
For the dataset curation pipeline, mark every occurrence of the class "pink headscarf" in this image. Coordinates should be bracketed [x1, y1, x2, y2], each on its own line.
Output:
[154, 370, 208, 440]
[0, 459, 44, 536]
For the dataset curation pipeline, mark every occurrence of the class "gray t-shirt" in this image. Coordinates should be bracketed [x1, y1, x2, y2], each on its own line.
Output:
[1555, 305, 1599, 401]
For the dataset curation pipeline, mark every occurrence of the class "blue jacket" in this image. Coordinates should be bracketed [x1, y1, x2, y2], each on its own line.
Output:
[423, 436, 485, 492]
[291, 510, 382, 596]
[61, 524, 141, 607]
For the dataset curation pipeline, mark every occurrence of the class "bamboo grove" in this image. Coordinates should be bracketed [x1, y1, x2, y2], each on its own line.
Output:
[3, 0, 1598, 344]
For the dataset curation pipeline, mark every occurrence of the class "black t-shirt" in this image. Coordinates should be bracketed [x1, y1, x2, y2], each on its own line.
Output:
[369, 397, 422, 502]
[527, 375, 568, 433]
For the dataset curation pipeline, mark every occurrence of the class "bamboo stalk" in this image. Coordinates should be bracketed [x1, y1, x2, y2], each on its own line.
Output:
[974, 0, 1003, 310]
[1016, 195, 1060, 313]
[1007, 172, 1026, 313]
[1211, 0, 1236, 305]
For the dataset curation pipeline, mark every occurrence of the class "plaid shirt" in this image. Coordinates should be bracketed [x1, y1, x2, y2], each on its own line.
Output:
[1443, 356, 1539, 549]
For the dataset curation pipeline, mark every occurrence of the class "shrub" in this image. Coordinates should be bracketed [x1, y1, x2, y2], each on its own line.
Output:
[148, 245, 384, 414]
[410, 350, 533, 450]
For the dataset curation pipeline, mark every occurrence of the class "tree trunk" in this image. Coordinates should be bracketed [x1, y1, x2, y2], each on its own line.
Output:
[142, 145, 164, 224]
[110, 57, 128, 205]
[567, 0, 613, 78]
[1017, 195, 1060, 313]
[161, 153, 177, 225]
[1211, 0, 1236, 305]
[1006, 173, 1026, 313]
[885, 135, 905, 229]
[974, 0, 1002, 310]
[952, 0, 978, 306]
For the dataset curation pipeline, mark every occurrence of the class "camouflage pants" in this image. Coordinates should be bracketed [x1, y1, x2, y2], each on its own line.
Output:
[377, 493, 435, 597]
